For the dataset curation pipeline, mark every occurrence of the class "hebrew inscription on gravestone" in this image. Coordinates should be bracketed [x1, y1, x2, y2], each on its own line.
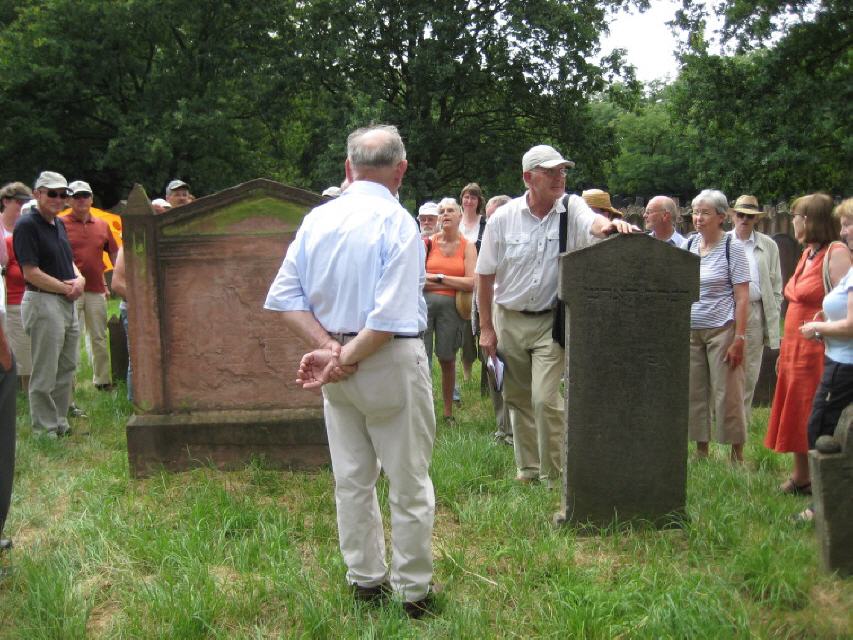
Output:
[554, 233, 699, 529]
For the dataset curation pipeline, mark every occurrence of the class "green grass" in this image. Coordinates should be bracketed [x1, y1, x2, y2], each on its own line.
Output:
[1, 352, 851, 639]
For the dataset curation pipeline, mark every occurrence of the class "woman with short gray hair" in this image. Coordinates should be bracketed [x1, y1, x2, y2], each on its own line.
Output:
[686, 190, 751, 462]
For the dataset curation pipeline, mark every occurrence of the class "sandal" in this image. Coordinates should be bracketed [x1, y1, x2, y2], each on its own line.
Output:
[780, 478, 812, 496]
[792, 507, 815, 523]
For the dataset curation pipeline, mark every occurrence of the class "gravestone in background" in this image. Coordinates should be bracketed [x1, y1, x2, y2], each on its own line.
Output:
[809, 405, 853, 577]
[773, 233, 801, 319]
[122, 179, 328, 477]
[554, 233, 699, 529]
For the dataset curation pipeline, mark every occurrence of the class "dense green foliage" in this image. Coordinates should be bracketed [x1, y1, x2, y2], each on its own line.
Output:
[0, 0, 848, 208]
[0, 0, 643, 207]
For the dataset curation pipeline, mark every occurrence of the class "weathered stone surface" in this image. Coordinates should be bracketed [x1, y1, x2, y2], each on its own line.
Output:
[108, 314, 128, 381]
[752, 346, 778, 406]
[555, 233, 699, 529]
[127, 408, 328, 476]
[809, 404, 853, 577]
[122, 179, 327, 474]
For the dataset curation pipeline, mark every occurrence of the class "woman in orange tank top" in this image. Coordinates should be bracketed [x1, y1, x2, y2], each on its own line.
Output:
[423, 198, 476, 424]
[766, 193, 850, 495]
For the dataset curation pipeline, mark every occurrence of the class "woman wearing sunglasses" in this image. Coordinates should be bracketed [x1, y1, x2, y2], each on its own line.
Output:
[765, 194, 851, 495]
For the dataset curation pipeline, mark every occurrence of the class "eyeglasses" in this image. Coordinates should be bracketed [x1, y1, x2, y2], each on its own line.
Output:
[72, 193, 92, 200]
[532, 167, 568, 178]
[735, 212, 757, 220]
[692, 208, 717, 217]
[42, 189, 69, 199]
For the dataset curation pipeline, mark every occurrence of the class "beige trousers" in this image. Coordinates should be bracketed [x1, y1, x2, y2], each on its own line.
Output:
[494, 305, 564, 482]
[688, 323, 747, 444]
[4, 304, 32, 376]
[322, 338, 436, 603]
[742, 301, 765, 423]
[22, 291, 79, 434]
[76, 292, 111, 385]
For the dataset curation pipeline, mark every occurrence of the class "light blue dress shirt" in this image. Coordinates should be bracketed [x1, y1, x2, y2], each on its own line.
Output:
[264, 180, 427, 335]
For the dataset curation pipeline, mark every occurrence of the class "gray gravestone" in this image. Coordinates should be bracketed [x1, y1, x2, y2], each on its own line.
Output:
[809, 404, 853, 577]
[554, 233, 699, 529]
[773, 233, 801, 319]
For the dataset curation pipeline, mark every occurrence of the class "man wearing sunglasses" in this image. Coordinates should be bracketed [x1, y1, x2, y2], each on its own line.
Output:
[61, 181, 119, 391]
[13, 171, 86, 437]
[727, 194, 783, 423]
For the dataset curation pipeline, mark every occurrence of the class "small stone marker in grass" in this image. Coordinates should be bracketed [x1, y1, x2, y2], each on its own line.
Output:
[122, 179, 329, 477]
[809, 404, 853, 577]
[554, 233, 699, 529]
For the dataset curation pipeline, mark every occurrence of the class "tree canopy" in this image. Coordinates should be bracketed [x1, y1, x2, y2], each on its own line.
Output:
[0, 0, 848, 208]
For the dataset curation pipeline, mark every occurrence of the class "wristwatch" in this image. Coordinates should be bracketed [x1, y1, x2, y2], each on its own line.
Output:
[435, 274, 445, 282]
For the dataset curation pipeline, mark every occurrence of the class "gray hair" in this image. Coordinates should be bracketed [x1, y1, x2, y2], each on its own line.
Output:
[692, 189, 729, 215]
[347, 125, 406, 168]
[438, 197, 462, 214]
[486, 195, 511, 211]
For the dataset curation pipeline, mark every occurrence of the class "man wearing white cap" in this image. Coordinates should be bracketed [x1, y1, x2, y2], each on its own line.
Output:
[417, 202, 440, 238]
[13, 171, 86, 437]
[61, 181, 120, 390]
[165, 179, 192, 208]
[476, 145, 635, 487]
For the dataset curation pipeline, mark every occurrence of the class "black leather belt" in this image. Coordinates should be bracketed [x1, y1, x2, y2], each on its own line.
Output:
[519, 307, 555, 316]
[329, 332, 425, 342]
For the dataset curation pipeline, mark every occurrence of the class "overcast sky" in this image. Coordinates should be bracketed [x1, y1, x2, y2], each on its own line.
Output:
[600, 1, 724, 84]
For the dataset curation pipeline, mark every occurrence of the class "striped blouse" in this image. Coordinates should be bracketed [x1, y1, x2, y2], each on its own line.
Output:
[687, 235, 751, 329]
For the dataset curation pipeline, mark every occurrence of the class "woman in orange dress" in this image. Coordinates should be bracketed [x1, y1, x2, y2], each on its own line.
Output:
[765, 194, 851, 494]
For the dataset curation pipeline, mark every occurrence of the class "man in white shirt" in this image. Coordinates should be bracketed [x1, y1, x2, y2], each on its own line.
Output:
[476, 145, 634, 488]
[727, 194, 783, 422]
[644, 195, 685, 246]
[264, 125, 438, 618]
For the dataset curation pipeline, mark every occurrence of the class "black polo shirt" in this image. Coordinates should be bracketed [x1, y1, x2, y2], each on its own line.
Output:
[13, 209, 76, 283]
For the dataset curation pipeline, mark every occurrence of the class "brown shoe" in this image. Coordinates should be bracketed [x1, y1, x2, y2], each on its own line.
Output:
[780, 478, 812, 496]
[352, 581, 390, 604]
[403, 583, 443, 619]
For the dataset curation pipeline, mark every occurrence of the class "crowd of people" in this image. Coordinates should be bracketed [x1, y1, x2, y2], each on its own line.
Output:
[0, 173, 193, 557]
[1, 124, 851, 614]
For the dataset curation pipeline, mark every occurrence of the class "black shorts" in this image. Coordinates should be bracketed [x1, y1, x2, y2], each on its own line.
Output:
[807, 357, 853, 448]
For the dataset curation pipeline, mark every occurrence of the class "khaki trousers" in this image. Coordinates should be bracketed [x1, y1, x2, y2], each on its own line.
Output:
[742, 301, 765, 423]
[76, 292, 111, 385]
[322, 338, 436, 603]
[4, 304, 32, 376]
[494, 305, 564, 482]
[688, 323, 747, 444]
[22, 291, 79, 434]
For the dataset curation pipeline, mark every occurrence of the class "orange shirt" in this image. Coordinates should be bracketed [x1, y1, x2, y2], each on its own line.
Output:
[60, 206, 122, 271]
[425, 234, 467, 297]
[60, 213, 120, 294]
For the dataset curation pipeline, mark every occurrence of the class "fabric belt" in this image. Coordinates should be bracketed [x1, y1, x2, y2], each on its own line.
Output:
[518, 307, 555, 316]
[329, 331, 425, 343]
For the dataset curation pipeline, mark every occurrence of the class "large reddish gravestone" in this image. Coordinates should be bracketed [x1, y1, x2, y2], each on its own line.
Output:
[123, 179, 328, 476]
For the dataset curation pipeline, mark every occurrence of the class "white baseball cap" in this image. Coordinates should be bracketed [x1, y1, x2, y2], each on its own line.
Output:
[522, 145, 574, 172]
